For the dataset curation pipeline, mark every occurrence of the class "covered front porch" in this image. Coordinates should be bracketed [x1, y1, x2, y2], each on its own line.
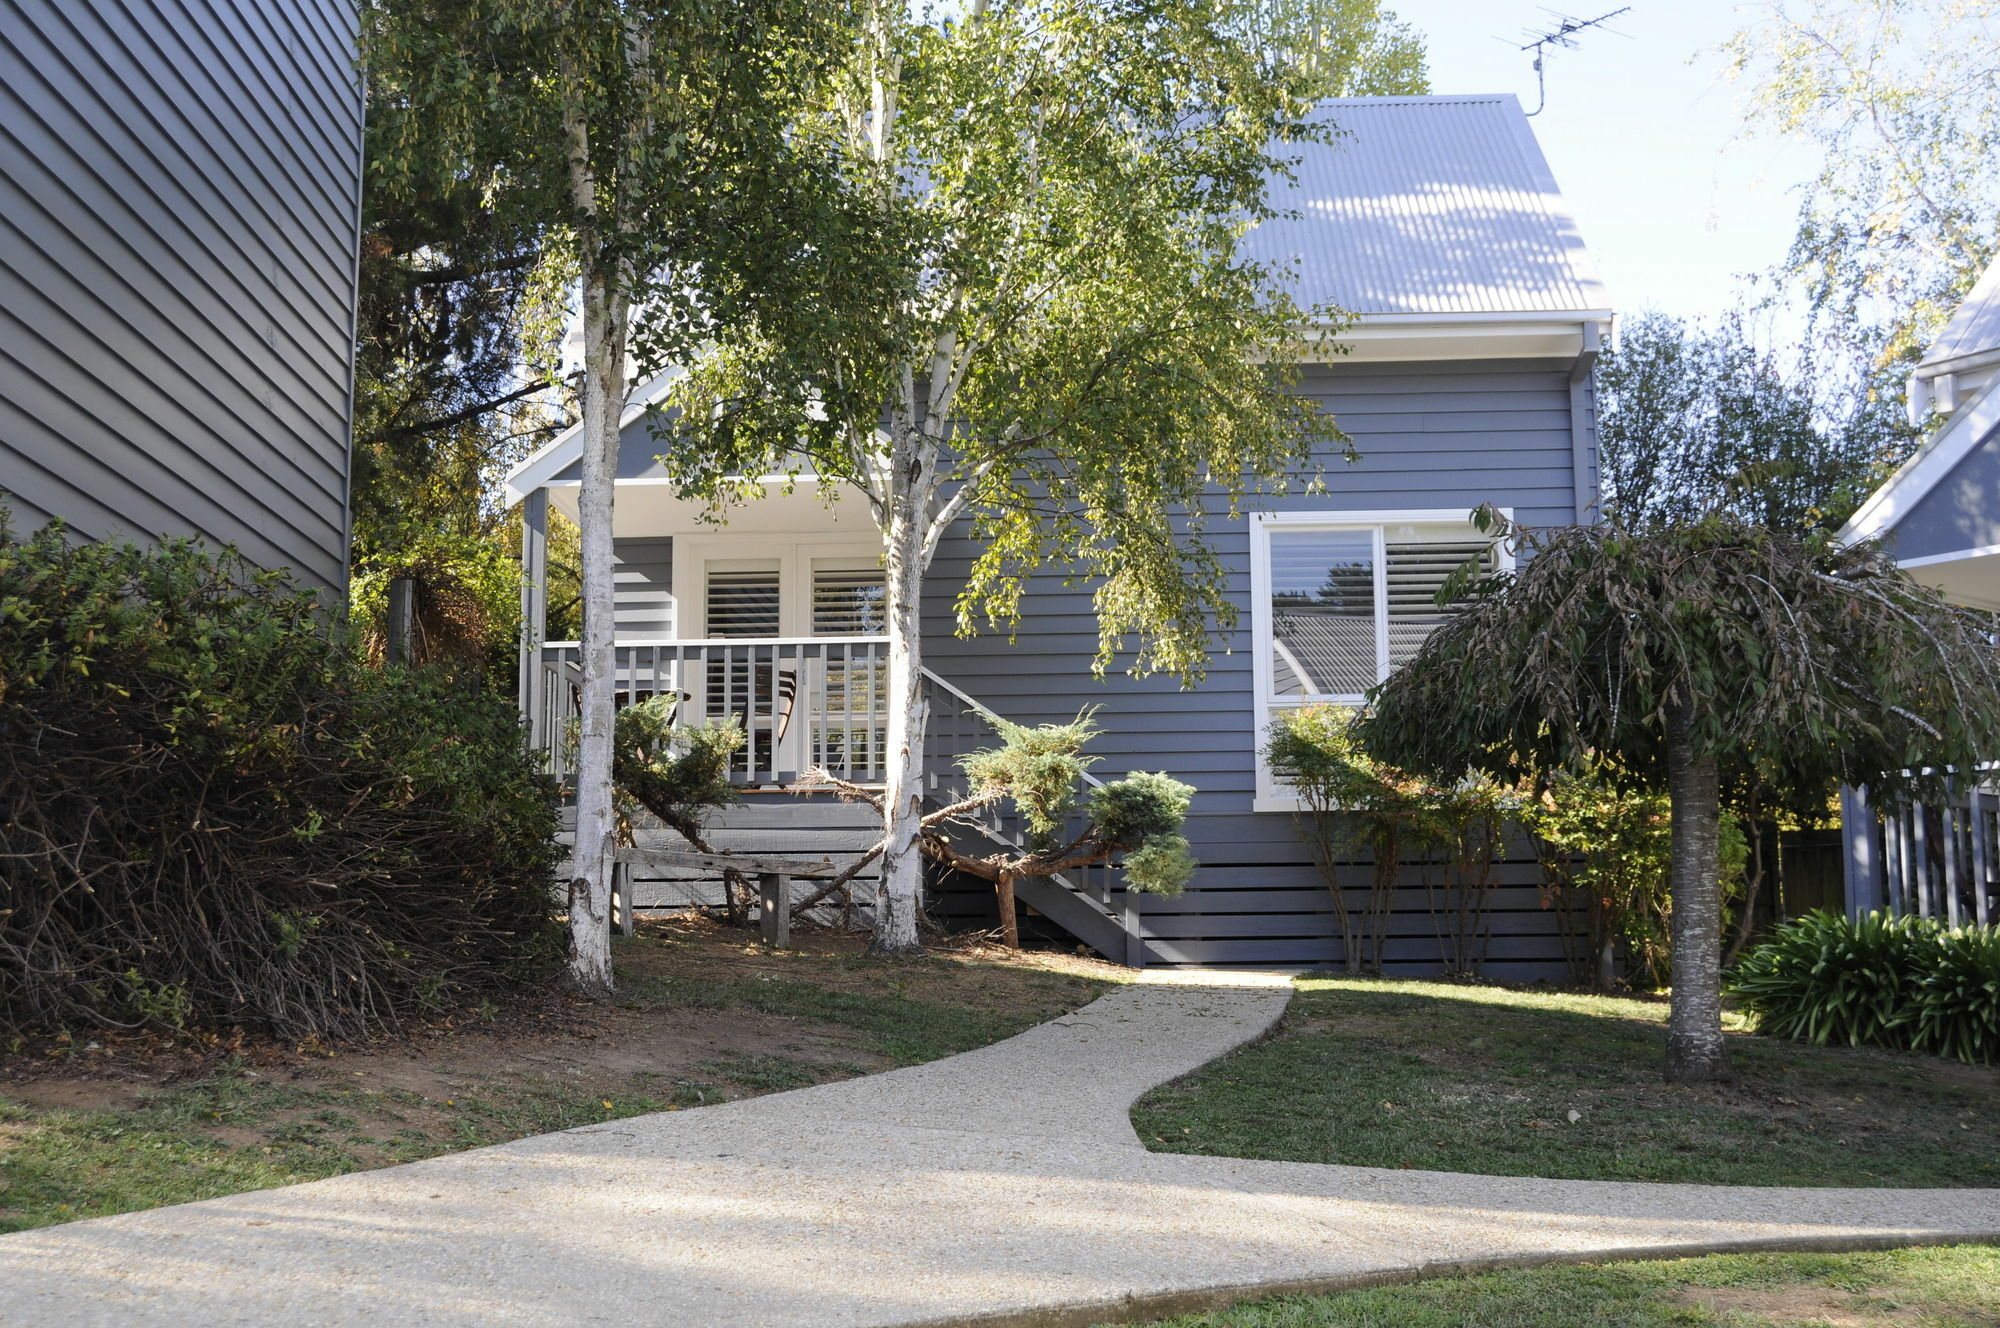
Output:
[527, 636, 890, 787]
[509, 404, 896, 789]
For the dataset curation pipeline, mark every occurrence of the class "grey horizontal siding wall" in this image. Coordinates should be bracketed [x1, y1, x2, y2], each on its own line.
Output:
[1883, 418, 2000, 563]
[613, 536, 675, 637]
[922, 358, 1589, 973]
[0, 0, 362, 592]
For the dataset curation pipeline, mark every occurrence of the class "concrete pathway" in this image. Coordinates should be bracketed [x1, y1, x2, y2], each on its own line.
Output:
[0, 974, 1994, 1328]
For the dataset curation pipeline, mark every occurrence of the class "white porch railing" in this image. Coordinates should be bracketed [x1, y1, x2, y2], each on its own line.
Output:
[531, 637, 890, 786]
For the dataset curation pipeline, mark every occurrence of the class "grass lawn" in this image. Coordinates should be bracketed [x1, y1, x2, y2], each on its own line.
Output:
[0, 918, 1122, 1234]
[1126, 1244, 2000, 1328]
[1133, 978, 2000, 1188]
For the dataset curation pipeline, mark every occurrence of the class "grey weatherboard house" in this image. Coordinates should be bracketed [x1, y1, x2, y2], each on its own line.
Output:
[0, 0, 364, 593]
[1836, 258, 2000, 928]
[507, 94, 1612, 975]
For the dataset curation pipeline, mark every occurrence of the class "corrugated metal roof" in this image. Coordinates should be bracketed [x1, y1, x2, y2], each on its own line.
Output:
[1243, 95, 1609, 317]
[1917, 258, 2000, 370]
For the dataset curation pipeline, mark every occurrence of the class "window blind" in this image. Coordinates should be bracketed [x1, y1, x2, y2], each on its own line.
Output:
[812, 566, 886, 636]
[706, 567, 781, 637]
[1384, 539, 1492, 670]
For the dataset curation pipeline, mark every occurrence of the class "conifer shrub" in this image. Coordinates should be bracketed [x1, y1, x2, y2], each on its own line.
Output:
[0, 517, 563, 1041]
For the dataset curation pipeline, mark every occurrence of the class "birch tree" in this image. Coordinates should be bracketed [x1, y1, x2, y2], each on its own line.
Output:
[366, 0, 844, 994]
[663, 0, 1354, 954]
[1724, 0, 2000, 374]
[1359, 511, 2000, 1083]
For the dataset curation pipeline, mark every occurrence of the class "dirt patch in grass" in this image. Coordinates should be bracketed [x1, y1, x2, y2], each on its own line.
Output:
[0, 916, 1124, 1233]
[1134, 977, 2000, 1188]
[1668, 1284, 1923, 1326]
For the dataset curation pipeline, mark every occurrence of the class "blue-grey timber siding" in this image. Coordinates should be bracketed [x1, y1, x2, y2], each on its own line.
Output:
[613, 536, 675, 637]
[0, 0, 363, 592]
[1880, 416, 2000, 563]
[922, 358, 1587, 974]
[558, 356, 1592, 972]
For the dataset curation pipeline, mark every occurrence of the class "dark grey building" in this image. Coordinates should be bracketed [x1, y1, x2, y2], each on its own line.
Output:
[0, 0, 363, 591]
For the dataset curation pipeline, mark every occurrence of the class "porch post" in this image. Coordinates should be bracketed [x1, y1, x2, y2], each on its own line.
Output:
[519, 487, 550, 750]
[1839, 784, 1883, 920]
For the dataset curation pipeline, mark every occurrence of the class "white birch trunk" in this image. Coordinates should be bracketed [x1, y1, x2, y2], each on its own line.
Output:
[561, 82, 626, 998]
[1665, 702, 1731, 1084]
[870, 454, 930, 956]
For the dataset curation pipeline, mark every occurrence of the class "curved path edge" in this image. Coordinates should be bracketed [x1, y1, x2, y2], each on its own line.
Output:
[924, 1231, 2000, 1328]
[0, 973, 1994, 1327]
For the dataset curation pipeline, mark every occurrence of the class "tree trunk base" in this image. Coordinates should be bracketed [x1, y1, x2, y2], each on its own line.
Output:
[996, 873, 1020, 949]
[1665, 1035, 1734, 1084]
[866, 935, 926, 958]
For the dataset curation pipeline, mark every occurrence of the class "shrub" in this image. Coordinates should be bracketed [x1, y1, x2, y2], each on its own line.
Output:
[0, 517, 563, 1041]
[1523, 764, 1748, 991]
[1904, 923, 2000, 1064]
[1729, 911, 2000, 1065]
[1087, 771, 1197, 897]
[1264, 704, 1517, 976]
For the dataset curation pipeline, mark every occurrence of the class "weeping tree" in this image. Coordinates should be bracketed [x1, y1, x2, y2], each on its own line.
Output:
[1359, 510, 2000, 1084]
[366, 0, 850, 993]
[662, 0, 1353, 954]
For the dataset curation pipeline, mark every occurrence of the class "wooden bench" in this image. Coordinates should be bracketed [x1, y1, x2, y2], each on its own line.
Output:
[610, 846, 846, 947]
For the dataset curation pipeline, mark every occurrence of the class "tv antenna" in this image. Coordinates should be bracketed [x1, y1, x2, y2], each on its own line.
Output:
[1510, 7, 1631, 116]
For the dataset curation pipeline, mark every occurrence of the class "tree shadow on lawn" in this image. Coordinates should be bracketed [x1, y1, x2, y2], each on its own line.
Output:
[1132, 978, 2000, 1189]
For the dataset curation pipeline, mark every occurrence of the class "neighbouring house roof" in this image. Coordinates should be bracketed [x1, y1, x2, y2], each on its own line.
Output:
[1840, 374, 2000, 609]
[1242, 94, 1610, 319]
[1842, 257, 2000, 609]
[1918, 260, 2000, 371]
[1908, 259, 2000, 422]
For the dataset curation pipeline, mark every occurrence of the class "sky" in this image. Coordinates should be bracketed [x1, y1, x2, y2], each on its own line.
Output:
[1399, 0, 1824, 330]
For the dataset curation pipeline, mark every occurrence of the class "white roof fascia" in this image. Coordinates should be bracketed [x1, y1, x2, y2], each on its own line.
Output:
[1303, 309, 1614, 363]
[502, 367, 681, 507]
[1841, 374, 2000, 545]
[1915, 345, 2000, 379]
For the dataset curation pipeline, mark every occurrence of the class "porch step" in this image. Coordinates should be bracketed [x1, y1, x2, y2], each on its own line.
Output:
[566, 795, 884, 918]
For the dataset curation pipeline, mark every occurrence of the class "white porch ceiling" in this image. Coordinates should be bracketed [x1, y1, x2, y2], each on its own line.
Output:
[542, 476, 873, 540]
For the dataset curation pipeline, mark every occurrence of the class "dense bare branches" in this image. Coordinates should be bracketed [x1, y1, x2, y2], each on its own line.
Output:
[0, 524, 562, 1041]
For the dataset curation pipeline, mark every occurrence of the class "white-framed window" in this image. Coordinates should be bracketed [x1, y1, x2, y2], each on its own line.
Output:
[1250, 509, 1510, 810]
[674, 536, 884, 639]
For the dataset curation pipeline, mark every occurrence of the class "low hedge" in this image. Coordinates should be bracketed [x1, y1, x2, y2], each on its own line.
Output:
[1728, 910, 2000, 1065]
[0, 516, 563, 1041]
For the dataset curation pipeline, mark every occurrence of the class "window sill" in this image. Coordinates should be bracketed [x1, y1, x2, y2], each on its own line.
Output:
[1252, 796, 1306, 814]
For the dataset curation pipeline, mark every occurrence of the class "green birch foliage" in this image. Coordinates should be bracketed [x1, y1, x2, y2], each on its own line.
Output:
[1359, 512, 2000, 811]
[661, 0, 1353, 681]
[363, 0, 853, 373]
[1234, 0, 1429, 97]
[1723, 0, 2000, 377]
